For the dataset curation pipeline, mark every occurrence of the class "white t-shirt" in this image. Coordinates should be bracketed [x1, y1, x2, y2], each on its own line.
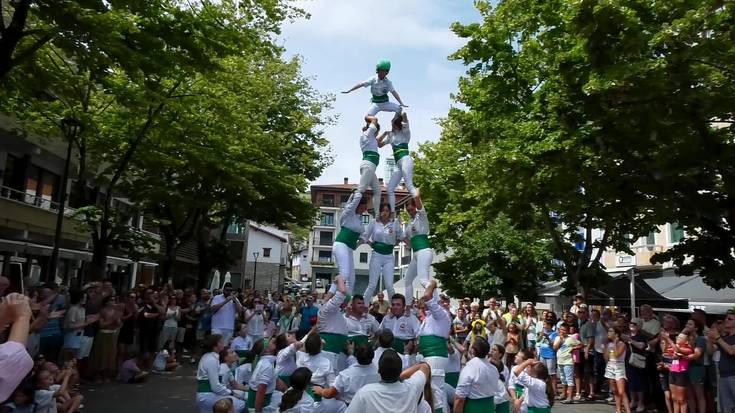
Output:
[333, 364, 380, 404]
[360, 124, 379, 154]
[153, 349, 169, 371]
[232, 335, 253, 352]
[345, 371, 427, 413]
[455, 357, 498, 399]
[210, 294, 237, 331]
[518, 370, 550, 409]
[593, 321, 608, 354]
[362, 75, 395, 98]
[34, 385, 60, 413]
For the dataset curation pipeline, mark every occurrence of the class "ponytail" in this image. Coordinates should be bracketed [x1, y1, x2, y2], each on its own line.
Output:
[533, 362, 554, 407]
[279, 367, 311, 412]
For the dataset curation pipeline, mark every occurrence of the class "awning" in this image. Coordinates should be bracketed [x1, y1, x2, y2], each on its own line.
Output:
[0, 239, 91, 261]
[646, 274, 735, 314]
[586, 274, 689, 309]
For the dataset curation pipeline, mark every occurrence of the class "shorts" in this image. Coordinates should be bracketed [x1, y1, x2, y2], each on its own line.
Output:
[719, 375, 735, 412]
[367, 101, 402, 117]
[687, 366, 705, 385]
[540, 357, 557, 375]
[604, 362, 626, 381]
[557, 364, 574, 386]
[78, 336, 94, 359]
[176, 327, 186, 343]
[670, 371, 689, 386]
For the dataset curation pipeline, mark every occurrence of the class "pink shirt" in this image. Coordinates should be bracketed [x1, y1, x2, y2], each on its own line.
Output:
[0, 341, 34, 401]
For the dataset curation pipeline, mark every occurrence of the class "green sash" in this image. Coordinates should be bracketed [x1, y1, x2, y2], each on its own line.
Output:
[306, 385, 323, 401]
[495, 401, 510, 413]
[411, 234, 431, 252]
[391, 339, 410, 353]
[372, 94, 389, 103]
[372, 241, 394, 255]
[362, 151, 379, 166]
[445, 371, 460, 388]
[392, 143, 409, 161]
[319, 332, 348, 354]
[527, 407, 551, 413]
[514, 384, 524, 399]
[418, 335, 448, 358]
[464, 397, 494, 413]
[246, 389, 273, 409]
[335, 227, 360, 250]
[196, 379, 213, 393]
[349, 335, 369, 348]
[278, 375, 290, 386]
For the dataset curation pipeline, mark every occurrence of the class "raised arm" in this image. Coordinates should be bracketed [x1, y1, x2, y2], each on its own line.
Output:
[342, 81, 367, 94]
[345, 191, 364, 210]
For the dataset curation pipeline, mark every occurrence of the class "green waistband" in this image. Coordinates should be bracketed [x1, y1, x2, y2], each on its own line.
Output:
[246, 388, 273, 409]
[445, 371, 460, 388]
[392, 143, 409, 161]
[197, 379, 213, 392]
[372, 241, 394, 255]
[411, 234, 431, 252]
[319, 332, 348, 354]
[418, 335, 448, 358]
[514, 384, 524, 398]
[464, 397, 494, 413]
[527, 407, 551, 413]
[306, 385, 323, 401]
[278, 375, 290, 386]
[372, 94, 389, 103]
[495, 401, 510, 413]
[349, 335, 370, 347]
[392, 338, 410, 353]
[362, 151, 379, 166]
[335, 227, 360, 250]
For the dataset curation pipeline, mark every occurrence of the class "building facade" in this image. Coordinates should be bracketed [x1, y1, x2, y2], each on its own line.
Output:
[226, 221, 290, 293]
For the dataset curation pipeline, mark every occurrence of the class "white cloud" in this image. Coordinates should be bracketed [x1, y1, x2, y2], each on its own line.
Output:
[284, 0, 464, 52]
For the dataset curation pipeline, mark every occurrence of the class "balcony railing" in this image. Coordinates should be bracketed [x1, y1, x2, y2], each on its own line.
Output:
[311, 258, 334, 266]
[0, 185, 76, 217]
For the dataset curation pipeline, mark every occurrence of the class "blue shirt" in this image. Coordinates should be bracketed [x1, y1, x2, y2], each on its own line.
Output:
[539, 330, 557, 359]
[299, 305, 318, 331]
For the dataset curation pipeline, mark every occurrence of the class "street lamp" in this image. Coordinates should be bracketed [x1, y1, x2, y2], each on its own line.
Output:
[252, 251, 259, 291]
[48, 117, 81, 282]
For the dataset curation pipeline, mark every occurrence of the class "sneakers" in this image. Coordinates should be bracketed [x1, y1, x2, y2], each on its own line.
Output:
[573, 394, 582, 401]
[560, 398, 574, 404]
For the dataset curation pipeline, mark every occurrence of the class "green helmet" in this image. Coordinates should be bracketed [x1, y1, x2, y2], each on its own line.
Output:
[376, 58, 391, 72]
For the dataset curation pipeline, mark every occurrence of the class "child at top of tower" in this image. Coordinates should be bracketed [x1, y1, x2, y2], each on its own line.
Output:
[342, 58, 408, 123]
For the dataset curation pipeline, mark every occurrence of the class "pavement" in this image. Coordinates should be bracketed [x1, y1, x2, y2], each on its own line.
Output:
[83, 364, 617, 413]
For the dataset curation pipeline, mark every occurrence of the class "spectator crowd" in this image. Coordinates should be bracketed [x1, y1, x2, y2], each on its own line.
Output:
[2, 275, 735, 413]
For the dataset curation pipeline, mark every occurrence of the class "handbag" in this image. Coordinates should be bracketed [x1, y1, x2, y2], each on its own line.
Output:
[628, 343, 646, 369]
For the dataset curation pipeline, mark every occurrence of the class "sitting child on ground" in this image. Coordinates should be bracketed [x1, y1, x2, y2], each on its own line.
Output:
[118, 352, 149, 383]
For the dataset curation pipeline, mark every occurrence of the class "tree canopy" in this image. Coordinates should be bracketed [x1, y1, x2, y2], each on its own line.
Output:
[417, 0, 735, 296]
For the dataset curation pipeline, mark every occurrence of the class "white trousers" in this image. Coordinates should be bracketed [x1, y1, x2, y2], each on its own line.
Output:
[364, 252, 395, 300]
[404, 248, 434, 304]
[424, 356, 448, 413]
[196, 393, 247, 413]
[332, 242, 355, 294]
[358, 160, 381, 218]
[388, 155, 418, 212]
[367, 101, 402, 117]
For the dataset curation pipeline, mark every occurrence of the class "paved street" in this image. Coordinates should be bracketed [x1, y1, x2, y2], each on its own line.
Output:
[83, 364, 617, 413]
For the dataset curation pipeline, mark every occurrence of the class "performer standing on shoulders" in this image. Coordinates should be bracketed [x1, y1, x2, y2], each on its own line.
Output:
[379, 112, 417, 215]
[331, 191, 368, 295]
[401, 189, 434, 304]
[341, 59, 408, 123]
[358, 119, 382, 219]
[362, 203, 402, 300]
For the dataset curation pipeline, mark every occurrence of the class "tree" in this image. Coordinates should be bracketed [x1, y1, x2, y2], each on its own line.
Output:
[418, 0, 735, 295]
[127, 53, 330, 284]
[1, 0, 309, 280]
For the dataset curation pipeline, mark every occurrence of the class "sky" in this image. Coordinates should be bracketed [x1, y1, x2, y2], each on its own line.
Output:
[280, 0, 480, 185]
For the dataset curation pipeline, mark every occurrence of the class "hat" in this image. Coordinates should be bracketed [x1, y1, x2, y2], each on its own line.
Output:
[630, 318, 643, 325]
[376, 58, 391, 72]
[81, 282, 100, 291]
[578, 304, 588, 310]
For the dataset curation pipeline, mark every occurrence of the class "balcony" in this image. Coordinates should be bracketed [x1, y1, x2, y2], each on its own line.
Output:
[311, 258, 334, 266]
[0, 185, 76, 217]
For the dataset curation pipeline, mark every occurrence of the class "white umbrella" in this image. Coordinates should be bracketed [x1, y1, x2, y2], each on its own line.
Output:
[210, 270, 221, 291]
[223, 271, 232, 288]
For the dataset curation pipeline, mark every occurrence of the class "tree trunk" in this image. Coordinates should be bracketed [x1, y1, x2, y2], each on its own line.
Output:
[88, 241, 109, 280]
[0, 0, 32, 79]
[159, 235, 178, 286]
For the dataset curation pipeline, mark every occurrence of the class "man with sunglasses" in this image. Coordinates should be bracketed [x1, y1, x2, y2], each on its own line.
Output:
[210, 283, 242, 344]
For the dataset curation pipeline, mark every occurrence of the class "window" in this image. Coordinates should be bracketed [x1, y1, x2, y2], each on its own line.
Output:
[645, 231, 656, 251]
[340, 194, 350, 207]
[320, 212, 334, 226]
[359, 252, 368, 263]
[317, 250, 332, 264]
[262, 247, 271, 257]
[669, 223, 685, 244]
[321, 194, 334, 207]
[319, 231, 333, 246]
